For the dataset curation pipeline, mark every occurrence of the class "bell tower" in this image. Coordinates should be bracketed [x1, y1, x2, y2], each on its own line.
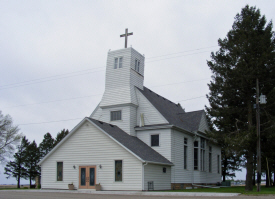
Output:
[91, 29, 145, 136]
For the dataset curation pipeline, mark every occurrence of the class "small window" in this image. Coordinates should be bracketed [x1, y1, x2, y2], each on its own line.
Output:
[151, 134, 159, 146]
[115, 160, 122, 182]
[57, 162, 63, 181]
[111, 111, 121, 121]
[114, 57, 123, 69]
[163, 167, 166, 173]
[135, 59, 140, 72]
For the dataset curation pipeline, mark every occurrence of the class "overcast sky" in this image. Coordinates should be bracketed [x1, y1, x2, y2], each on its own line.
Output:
[0, 0, 274, 184]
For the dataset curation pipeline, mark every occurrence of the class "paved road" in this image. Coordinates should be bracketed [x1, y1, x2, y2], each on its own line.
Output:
[0, 191, 274, 199]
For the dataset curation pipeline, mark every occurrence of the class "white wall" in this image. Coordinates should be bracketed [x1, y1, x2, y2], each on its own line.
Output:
[41, 121, 143, 190]
[136, 128, 171, 161]
[171, 130, 194, 183]
[171, 130, 221, 184]
[91, 105, 136, 136]
[144, 164, 171, 190]
[100, 48, 144, 108]
[136, 89, 168, 126]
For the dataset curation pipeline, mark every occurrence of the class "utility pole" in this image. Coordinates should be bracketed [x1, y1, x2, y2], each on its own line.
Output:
[256, 78, 261, 192]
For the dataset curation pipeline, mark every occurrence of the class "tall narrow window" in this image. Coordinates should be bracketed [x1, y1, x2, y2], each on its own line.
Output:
[151, 134, 159, 146]
[217, 155, 220, 174]
[209, 146, 212, 172]
[57, 162, 63, 181]
[194, 141, 198, 170]
[111, 111, 121, 121]
[114, 58, 118, 69]
[200, 138, 205, 171]
[135, 59, 140, 72]
[184, 138, 188, 169]
[119, 57, 123, 68]
[115, 160, 122, 181]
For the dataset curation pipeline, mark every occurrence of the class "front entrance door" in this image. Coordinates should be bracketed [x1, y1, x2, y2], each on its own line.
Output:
[79, 166, 96, 189]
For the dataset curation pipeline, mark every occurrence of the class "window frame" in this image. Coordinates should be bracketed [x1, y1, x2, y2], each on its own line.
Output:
[151, 134, 159, 147]
[184, 138, 188, 169]
[114, 57, 123, 69]
[56, 161, 63, 181]
[217, 155, 220, 174]
[194, 141, 199, 170]
[114, 160, 123, 182]
[110, 110, 122, 121]
[135, 59, 140, 72]
[200, 138, 205, 171]
[209, 146, 212, 173]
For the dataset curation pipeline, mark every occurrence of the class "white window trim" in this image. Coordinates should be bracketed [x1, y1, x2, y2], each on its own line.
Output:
[150, 133, 160, 147]
[110, 110, 122, 121]
[184, 137, 188, 170]
[56, 161, 63, 182]
[114, 57, 123, 69]
[135, 59, 140, 72]
[114, 159, 123, 183]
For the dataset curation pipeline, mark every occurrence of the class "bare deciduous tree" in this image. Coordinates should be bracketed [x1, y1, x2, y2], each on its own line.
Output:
[0, 111, 22, 164]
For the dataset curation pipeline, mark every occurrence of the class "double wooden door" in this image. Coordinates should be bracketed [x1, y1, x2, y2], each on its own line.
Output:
[79, 166, 96, 189]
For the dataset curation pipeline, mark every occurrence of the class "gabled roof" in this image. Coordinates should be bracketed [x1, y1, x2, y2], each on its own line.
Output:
[137, 86, 205, 132]
[38, 117, 172, 166]
[87, 118, 173, 165]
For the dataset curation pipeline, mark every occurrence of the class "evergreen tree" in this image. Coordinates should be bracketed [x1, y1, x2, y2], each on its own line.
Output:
[24, 140, 40, 187]
[53, 129, 69, 147]
[39, 132, 54, 159]
[4, 136, 28, 188]
[206, 5, 275, 191]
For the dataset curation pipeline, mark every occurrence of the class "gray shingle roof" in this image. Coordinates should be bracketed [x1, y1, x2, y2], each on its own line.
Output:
[87, 117, 173, 165]
[137, 86, 205, 132]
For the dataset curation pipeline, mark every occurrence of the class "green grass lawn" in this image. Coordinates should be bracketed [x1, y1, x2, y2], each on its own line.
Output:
[163, 186, 275, 195]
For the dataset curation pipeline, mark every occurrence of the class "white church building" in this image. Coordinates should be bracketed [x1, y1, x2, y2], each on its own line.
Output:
[38, 37, 221, 190]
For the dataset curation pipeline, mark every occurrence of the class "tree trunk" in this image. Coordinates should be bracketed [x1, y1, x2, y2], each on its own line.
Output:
[29, 176, 32, 187]
[245, 101, 253, 191]
[266, 171, 269, 187]
[246, 151, 254, 191]
[17, 175, 20, 188]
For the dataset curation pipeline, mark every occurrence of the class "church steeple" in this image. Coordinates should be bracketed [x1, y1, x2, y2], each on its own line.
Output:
[99, 47, 145, 108]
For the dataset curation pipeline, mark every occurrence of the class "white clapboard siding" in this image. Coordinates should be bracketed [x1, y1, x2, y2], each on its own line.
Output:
[136, 129, 171, 161]
[91, 105, 136, 136]
[171, 130, 221, 184]
[171, 130, 194, 183]
[100, 48, 144, 107]
[144, 164, 171, 190]
[198, 112, 209, 133]
[136, 89, 168, 126]
[41, 121, 142, 190]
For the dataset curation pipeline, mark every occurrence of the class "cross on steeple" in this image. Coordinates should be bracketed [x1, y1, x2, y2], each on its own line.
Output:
[120, 28, 133, 48]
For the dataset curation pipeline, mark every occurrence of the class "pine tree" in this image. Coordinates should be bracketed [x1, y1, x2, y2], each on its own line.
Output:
[4, 136, 28, 188]
[24, 140, 40, 187]
[53, 129, 69, 147]
[39, 132, 54, 159]
[206, 5, 275, 191]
